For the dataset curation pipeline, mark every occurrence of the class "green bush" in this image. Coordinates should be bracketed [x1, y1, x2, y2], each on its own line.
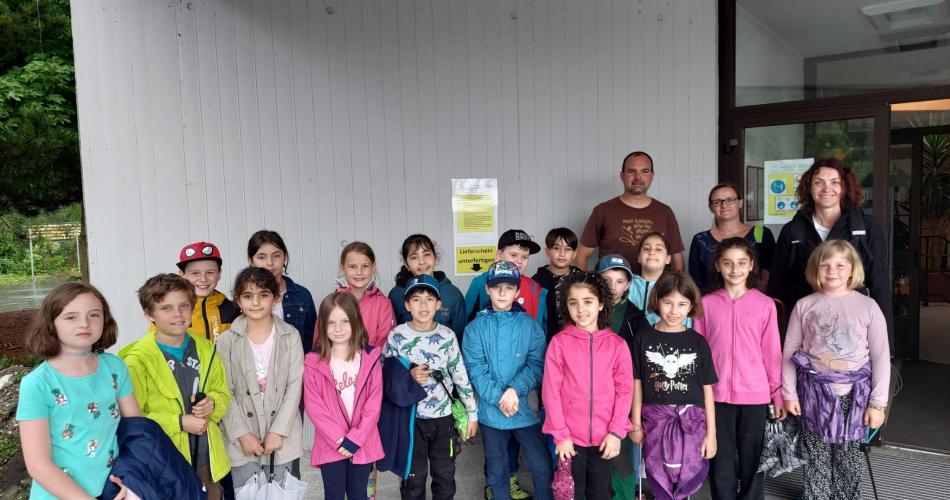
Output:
[0, 203, 82, 280]
[0, 434, 19, 467]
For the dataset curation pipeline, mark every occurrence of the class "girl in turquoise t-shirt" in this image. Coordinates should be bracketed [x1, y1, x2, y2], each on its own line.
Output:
[17, 283, 141, 499]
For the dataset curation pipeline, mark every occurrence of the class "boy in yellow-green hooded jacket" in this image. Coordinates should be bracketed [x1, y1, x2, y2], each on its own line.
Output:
[121, 273, 231, 499]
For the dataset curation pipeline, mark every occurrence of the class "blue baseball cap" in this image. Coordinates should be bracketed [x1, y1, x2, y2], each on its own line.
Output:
[595, 253, 633, 279]
[405, 274, 441, 300]
[487, 260, 520, 287]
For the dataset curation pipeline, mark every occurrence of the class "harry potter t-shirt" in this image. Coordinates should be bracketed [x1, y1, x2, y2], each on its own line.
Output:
[633, 327, 717, 406]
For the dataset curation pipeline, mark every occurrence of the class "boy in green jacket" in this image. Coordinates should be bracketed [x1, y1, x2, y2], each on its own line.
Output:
[121, 273, 231, 498]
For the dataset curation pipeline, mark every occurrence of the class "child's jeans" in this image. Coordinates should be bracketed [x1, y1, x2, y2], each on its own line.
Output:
[402, 416, 457, 500]
[482, 424, 553, 500]
[319, 458, 372, 500]
[571, 445, 615, 500]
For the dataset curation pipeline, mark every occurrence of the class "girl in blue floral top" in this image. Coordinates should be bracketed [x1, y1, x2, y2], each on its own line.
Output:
[17, 283, 141, 499]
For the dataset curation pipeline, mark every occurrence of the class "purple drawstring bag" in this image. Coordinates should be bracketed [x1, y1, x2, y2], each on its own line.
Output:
[552, 457, 574, 500]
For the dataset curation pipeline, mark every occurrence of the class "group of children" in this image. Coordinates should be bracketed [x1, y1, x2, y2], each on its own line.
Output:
[17, 223, 889, 500]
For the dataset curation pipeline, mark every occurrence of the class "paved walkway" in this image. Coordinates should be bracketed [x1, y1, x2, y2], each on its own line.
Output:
[297, 436, 745, 499]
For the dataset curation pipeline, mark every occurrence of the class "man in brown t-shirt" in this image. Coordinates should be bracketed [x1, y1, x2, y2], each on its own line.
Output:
[575, 151, 685, 273]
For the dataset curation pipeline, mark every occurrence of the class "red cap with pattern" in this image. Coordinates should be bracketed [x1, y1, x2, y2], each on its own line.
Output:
[177, 241, 222, 269]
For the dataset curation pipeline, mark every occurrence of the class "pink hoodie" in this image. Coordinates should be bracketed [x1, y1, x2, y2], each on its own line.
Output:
[303, 346, 384, 466]
[542, 325, 634, 447]
[694, 288, 783, 408]
[332, 283, 396, 349]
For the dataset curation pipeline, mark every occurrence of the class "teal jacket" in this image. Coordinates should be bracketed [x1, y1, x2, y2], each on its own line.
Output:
[461, 303, 546, 429]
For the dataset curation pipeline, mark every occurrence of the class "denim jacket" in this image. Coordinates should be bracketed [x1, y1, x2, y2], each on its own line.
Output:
[281, 275, 317, 352]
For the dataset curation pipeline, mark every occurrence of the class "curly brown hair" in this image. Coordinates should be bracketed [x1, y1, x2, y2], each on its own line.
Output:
[556, 272, 613, 330]
[25, 282, 118, 358]
[795, 158, 863, 213]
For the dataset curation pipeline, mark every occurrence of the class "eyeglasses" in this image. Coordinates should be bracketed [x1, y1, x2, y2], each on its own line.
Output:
[709, 197, 739, 208]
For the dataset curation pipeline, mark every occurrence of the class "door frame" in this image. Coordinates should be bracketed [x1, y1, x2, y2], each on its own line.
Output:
[717, 0, 950, 232]
[890, 125, 950, 359]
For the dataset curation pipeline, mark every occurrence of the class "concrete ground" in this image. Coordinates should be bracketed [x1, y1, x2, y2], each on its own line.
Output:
[298, 436, 792, 499]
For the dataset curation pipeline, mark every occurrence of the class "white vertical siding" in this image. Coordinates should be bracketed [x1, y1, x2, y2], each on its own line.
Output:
[71, 0, 718, 345]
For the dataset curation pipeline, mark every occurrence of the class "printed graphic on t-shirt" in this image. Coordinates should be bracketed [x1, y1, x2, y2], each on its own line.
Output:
[619, 218, 655, 248]
[803, 309, 859, 370]
[333, 368, 357, 392]
[645, 344, 698, 395]
[166, 355, 201, 372]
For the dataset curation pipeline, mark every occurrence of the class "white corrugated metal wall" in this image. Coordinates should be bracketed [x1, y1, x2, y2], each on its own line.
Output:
[71, 0, 718, 345]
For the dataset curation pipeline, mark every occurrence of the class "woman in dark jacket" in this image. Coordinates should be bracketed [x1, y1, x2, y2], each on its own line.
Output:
[767, 159, 892, 346]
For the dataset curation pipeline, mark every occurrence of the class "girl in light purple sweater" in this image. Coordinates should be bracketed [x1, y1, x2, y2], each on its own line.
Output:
[694, 237, 783, 500]
[782, 240, 889, 500]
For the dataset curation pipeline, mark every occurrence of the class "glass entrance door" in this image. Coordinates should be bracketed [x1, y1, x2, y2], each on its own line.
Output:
[890, 127, 950, 362]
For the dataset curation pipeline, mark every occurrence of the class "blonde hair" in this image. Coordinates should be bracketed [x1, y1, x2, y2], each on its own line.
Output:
[805, 239, 866, 292]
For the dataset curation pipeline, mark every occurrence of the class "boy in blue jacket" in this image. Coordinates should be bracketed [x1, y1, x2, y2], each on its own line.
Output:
[462, 261, 552, 500]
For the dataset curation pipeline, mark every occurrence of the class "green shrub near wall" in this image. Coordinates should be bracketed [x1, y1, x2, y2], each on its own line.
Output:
[0, 203, 82, 282]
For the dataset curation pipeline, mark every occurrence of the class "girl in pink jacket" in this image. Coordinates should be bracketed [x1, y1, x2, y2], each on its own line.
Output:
[694, 237, 783, 500]
[542, 272, 633, 500]
[304, 292, 383, 500]
[333, 241, 396, 349]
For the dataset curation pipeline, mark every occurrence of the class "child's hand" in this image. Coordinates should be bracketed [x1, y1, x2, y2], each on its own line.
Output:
[555, 439, 576, 461]
[410, 364, 430, 385]
[775, 406, 788, 421]
[628, 422, 643, 444]
[498, 388, 519, 417]
[784, 400, 801, 417]
[864, 407, 885, 428]
[191, 395, 215, 418]
[181, 414, 208, 435]
[599, 433, 621, 460]
[701, 433, 717, 459]
[238, 433, 264, 457]
[109, 474, 130, 500]
[466, 421, 479, 440]
[335, 437, 353, 458]
[263, 432, 284, 454]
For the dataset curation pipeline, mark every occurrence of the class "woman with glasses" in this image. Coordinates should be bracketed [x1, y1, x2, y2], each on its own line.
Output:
[688, 183, 775, 293]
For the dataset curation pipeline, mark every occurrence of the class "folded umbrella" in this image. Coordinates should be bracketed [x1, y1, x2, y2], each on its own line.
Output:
[758, 414, 806, 478]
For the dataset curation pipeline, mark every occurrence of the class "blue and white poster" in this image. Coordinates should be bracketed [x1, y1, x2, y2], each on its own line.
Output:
[764, 158, 812, 225]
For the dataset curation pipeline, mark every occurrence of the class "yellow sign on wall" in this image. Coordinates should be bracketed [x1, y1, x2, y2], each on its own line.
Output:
[454, 245, 496, 275]
[452, 178, 498, 275]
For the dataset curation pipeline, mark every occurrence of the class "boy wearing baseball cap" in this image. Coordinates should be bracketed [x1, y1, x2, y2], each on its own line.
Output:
[384, 274, 479, 500]
[464, 229, 548, 334]
[595, 253, 649, 500]
[463, 230, 548, 499]
[176, 241, 239, 343]
[463, 261, 552, 500]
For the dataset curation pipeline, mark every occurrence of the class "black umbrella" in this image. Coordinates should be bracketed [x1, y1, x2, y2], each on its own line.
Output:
[758, 413, 806, 478]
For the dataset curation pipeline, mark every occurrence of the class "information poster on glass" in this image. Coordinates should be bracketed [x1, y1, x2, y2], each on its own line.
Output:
[764, 158, 812, 225]
[452, 178, 498, 275]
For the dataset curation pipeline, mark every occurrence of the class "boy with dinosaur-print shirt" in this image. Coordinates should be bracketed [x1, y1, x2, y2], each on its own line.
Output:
[385, 274, 478, 499]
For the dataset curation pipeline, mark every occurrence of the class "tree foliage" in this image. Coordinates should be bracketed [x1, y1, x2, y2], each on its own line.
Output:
[0, 0, 79, 215]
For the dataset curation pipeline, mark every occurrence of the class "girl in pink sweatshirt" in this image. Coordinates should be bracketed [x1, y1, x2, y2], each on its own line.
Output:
[694, 237, 782, 500]
[304, 292, 383, 500]
[334, 242, 396, 349]
[542, 272, 633, 500]
[782, 240, 889, 500]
